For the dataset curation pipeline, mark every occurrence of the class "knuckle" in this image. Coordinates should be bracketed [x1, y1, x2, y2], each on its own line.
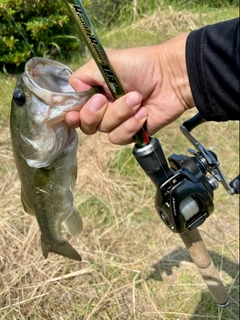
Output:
[80, 124, 97, 135]
[112, 100, 134, 120]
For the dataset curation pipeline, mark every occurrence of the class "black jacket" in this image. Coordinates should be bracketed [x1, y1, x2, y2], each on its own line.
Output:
[186, 18, 239, 121]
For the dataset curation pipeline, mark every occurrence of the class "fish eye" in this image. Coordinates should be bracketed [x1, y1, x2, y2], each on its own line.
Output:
[13, 89, 26, 106]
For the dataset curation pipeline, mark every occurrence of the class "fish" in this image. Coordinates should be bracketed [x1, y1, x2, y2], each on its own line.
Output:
[10, 57, 99, 261]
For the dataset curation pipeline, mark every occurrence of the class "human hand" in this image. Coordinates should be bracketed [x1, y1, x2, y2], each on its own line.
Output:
[65, 33, 195, 145]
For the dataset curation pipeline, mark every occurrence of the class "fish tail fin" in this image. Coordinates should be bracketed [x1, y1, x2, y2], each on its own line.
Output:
[41, 237, 82, 261]
[64, 206, 83, 236]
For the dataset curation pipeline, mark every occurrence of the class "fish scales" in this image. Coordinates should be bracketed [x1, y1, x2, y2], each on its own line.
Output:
[10, 57, 99, 261]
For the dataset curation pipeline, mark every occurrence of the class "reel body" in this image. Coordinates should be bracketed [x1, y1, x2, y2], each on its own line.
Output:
[155, 154, 215, 233]
[133, 113, 239, 233]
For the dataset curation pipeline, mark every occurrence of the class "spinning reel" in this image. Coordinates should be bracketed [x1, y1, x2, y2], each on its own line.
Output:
[133, 113, 239, 234]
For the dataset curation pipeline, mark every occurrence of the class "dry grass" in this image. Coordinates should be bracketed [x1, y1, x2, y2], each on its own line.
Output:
[0, 5, 239, 320]
[98, 5, 239, 50]
[133, 7, 201, 35]
[0, 112, 239, 319]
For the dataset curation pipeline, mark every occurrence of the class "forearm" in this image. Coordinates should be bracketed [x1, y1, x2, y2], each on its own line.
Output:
[186, 18, 240, 121]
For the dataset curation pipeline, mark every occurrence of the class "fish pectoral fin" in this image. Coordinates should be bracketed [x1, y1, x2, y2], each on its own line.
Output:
[41, 237, 82, 261]
[64, 207, 83, 236]
[21, 189, 35, 216]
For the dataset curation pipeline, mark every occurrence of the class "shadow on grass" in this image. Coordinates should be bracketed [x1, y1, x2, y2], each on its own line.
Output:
[147, 247, 239, 319]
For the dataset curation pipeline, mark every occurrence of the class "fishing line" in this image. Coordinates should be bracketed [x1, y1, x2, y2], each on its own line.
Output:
[3, 5, 36, 58]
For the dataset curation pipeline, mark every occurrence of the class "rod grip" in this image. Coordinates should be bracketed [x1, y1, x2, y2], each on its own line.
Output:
[179, 229, 230, 307]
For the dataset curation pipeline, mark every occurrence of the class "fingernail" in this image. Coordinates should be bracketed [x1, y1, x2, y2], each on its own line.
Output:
[126, 92, 142, 108]
[89, 94, 105, 112]
[135, 107, 148, 121]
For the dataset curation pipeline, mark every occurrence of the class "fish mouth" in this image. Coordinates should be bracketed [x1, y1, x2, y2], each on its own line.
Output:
[25, 57, 74, 94]
[23, 57, 100, 124]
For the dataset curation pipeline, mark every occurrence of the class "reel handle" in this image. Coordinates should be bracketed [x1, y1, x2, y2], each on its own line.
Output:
[182, 112, 206, 132]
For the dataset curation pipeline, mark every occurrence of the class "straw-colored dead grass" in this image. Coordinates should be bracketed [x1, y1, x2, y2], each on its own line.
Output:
[133, 7, 201, 35]
[0, 113, 239, 319]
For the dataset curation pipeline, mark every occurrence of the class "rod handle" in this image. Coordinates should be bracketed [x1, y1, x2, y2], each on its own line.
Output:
[180, 228, 230, 307]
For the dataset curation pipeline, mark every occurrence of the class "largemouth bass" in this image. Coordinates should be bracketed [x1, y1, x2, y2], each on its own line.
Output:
[10, 57, 99, 261]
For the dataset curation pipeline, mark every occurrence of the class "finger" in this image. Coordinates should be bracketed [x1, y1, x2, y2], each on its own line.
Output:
[98, 91, 143, 132]
[108, 107, 148, 145]
[65, 111, 81, 128]
[79, 94, 108, 135]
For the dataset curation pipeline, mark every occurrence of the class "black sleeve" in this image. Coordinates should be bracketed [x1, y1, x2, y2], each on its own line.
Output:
[186, 18, 239, 121]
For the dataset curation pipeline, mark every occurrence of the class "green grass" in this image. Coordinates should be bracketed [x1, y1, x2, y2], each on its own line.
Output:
[0, 74, 17, 124]
[0, 2, 239, 320]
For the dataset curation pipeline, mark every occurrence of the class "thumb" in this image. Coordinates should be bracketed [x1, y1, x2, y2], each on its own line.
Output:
[69, 59, 105, 92]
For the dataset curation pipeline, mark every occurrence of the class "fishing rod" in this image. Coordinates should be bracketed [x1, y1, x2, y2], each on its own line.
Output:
[63, 0, 239, 307]
[62, 0, 148, 147]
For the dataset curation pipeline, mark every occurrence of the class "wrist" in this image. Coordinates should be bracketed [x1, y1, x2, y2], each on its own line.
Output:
[158, 33, 195, 111]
